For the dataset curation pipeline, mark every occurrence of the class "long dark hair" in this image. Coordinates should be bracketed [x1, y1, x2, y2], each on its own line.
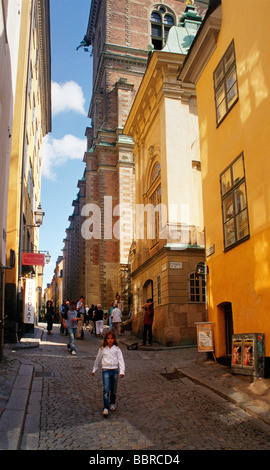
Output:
[101, 330, 118, 348]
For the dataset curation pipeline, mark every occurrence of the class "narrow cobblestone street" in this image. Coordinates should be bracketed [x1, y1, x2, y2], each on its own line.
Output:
[10, 323, 269, 455]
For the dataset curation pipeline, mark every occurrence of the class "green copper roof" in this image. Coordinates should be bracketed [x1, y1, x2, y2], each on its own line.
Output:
[162, 5, 202, 55]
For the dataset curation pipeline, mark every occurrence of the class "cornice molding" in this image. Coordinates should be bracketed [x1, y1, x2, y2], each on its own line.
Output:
[124, 50, 195, 140]
[36, 0, 51, 135]
[86, 0, 100, 45]
[88, 44, 148, 119]
[178, 4, 222, 85]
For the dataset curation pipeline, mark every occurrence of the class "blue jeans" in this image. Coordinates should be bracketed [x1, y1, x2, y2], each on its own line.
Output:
[67, 327, 77, 352]
[102, 369, 118, 410]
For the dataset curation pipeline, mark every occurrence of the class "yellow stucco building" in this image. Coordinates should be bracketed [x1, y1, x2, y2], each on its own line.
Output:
[179, 0, 270, 371]
[124, 5, 206, 346]
[5, 0, 51, 341]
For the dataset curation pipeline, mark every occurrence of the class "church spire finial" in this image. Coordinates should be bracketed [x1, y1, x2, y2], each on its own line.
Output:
[179, 0, 202, 29]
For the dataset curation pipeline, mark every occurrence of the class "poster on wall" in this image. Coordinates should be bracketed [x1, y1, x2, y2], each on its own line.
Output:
[231, 334, 265, 378]
[196, 322, 214, 352]
[195, 322, 217, 363]
[24, 278, 35, 324]
[232, 338, 242, 366]
[243, 338, 254, 368]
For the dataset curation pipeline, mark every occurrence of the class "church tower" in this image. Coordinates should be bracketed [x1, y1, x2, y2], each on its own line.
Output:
[79, 0, 208, 311]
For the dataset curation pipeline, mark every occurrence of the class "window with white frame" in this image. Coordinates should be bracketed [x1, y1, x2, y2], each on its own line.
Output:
[148, 162, 161, 246]
[189, 272, 206, 303]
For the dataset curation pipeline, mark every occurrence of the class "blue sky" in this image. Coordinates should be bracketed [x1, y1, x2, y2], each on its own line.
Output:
[39, 0, 92, 288]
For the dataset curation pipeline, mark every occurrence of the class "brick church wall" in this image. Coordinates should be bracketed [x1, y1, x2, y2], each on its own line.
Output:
[67, 0, 208, 311]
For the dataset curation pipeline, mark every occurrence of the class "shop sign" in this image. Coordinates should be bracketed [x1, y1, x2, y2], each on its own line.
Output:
[196, 322, 214, 352]
[22, 252, 45, 266]
[195, 322, 217, 363]
[170, 262, 182, 269]
[24, 279, 35, 324]
[206, 244, 215, 257]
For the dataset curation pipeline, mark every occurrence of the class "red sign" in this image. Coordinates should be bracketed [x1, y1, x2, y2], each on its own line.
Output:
[22, 253, 45, 266]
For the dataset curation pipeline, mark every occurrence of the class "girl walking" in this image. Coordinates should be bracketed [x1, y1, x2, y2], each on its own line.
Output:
[92, 331, 125, 416]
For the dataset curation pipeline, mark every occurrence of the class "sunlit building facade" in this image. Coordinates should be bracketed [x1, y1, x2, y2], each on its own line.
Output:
[69, 0, 208, 315]
[124, 4, 206, 346]
[180, 0, 270, 370]
[5, 0, 51, 341]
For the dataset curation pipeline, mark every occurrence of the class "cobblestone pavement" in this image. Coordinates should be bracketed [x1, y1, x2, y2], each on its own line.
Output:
[4, 324, 268, 453]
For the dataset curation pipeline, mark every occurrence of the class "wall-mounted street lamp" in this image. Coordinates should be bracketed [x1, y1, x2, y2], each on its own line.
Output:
[20, 202, 45, 275]
[195, 261, 208, 277]
[37, 252, 51, 276]
[34, 203, 45, 227]
[24, 203, 45, 229]
[45, 252, 51, 264]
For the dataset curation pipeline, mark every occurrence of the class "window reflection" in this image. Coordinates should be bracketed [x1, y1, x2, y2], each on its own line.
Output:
[220, 153, 249, 249]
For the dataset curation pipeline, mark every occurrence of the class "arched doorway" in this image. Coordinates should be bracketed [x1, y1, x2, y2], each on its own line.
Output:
[224, 302, 234, 355]
[218, 301, 234, 356]
[143, 279, 153, 303]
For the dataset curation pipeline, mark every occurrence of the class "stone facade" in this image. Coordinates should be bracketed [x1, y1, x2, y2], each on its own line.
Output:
[179, 0, 270, 364]
[5, 0, 51, 341]
[124, 4, 207, 345]
[63, 0, 208, 316]
[63, 177, 86, 302]
[130, 248, 206, 346]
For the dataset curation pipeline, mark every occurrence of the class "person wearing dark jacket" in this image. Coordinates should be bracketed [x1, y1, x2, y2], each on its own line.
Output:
[60, 300, 68, 335]
[94, 304, 104, 337]
[141, 299, 154, 346]
[46, 300, 54, 335]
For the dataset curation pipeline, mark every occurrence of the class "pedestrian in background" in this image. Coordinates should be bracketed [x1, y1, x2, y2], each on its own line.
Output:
[76, 295, 85, 340]
[95, 304, 104, 337]
[85, 304, 90, 328]
[64, 300, 81, 355]
[46, 300, 54, 335]
[115, 293, 124, 312]
[88, 304, 95, 334]
[109, 301, 114, 330]
[111, 303, 122, 336]
[92, 305, 98, 336]
[141, 299, 154, 346]
[60, 299, 68, 335]
[64, 301, 70, 335]
[92, 330, 125, 416]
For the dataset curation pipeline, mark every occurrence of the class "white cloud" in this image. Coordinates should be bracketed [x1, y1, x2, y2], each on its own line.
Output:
[52, 81, 86, 116]
[42, 134, 86, 180]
